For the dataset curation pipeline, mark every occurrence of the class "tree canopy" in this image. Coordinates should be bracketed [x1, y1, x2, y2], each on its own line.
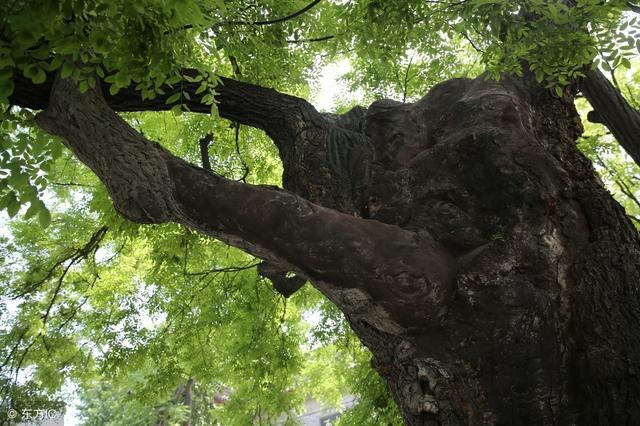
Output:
[1, 0, 639, 424]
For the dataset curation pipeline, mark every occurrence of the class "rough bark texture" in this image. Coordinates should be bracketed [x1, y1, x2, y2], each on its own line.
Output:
[19, 71, 640, 425]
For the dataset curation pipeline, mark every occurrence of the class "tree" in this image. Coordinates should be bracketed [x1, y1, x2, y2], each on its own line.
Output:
[1, 1, 640, 425]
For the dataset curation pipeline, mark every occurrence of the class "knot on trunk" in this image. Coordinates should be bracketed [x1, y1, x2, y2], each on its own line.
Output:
[399, 358, 457, 423]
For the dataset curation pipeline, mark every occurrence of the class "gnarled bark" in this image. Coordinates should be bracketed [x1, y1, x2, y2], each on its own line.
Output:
[18, 70, 640, 425]
[35, 75, 455, 330]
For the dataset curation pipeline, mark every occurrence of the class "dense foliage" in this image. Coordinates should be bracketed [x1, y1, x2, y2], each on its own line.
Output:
[1, 0, 639, 424]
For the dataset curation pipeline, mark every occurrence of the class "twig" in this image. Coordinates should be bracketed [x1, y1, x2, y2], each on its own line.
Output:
[175, 0, 323, 33]
[12, 226, 108, 298]
[252, 0, 322, 26]
[287, 35, 335, 44]
[403, 54, 415, 102]
[234, 124, 250, 183]
[447, 23, 484, 53]
[40, 227, 108, 327]
[184, 262, 260, 277]
[50, 181, 95, 188]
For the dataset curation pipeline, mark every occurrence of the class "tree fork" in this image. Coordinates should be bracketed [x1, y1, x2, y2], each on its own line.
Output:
[25, 71, 640, 424]
[34, 74, 455, 324]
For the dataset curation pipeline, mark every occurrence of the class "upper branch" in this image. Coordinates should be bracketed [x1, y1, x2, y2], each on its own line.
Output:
[581, 69, 640, 167]
[175, 0, 323, 32]
[9, 71, 321, 141]
[251, 0, 322, 26]
[34, 76, 455, 320]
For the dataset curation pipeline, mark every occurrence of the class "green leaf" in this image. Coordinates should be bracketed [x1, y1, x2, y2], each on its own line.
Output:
[195, 82, 207, 94]
[554, 86, 563, 97]
[0, 55, 14, 68]
[24, 201, 40, 219]
[165, 93, 181, 104]
[620, 57, 631, 69]
[0, 191, 16, 210]
[170, 104, 183, 115]
[8, 172, 30, 190]
[61, 62, 74, 79]
[32, 68, 46, 84]
[24, 64, 38, 78]
[49, 56, 64, 71]
[37, 207, 51, 228]
[7, 197, 20, 217]
[0, 76, 14, 99]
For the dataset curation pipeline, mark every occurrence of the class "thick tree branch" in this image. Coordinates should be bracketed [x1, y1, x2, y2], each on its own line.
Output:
[10, 71, 321, 145]
[34, 76, 454, 321]
[581, 68, 640, 167]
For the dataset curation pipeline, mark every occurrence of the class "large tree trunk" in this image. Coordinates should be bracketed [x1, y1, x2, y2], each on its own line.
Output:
[12, 70, 640, 424]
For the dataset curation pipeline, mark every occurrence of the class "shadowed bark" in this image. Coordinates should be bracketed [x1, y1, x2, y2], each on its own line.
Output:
[10, 69, 640, 425]
[581, 68, 640, 166]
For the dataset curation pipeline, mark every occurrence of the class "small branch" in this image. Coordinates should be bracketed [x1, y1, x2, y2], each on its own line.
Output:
[40, 227, 108, 327]
[49, 181, 95, 188]
[609, 67, 621, 92]
[286, 35, 335, 44]
[229, 56, 242, 77]
[234, 124, 250, 183]
[594, 153, 640, 219]
[447, 23, 484, 53]
[55, 293, 90, 333]
[40, 259, 73, 327]
[586, 110, 605, 124]
[403, 54, 415, 103]
[184, 262, 260, 277]
[199, 134, 213, 172]
[13, 226, 108, 298]
[174, 0, 323, 32]
[252, 0, 322, 26]
[616, 177, 640, 211]
[0, 328, 27, 370]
